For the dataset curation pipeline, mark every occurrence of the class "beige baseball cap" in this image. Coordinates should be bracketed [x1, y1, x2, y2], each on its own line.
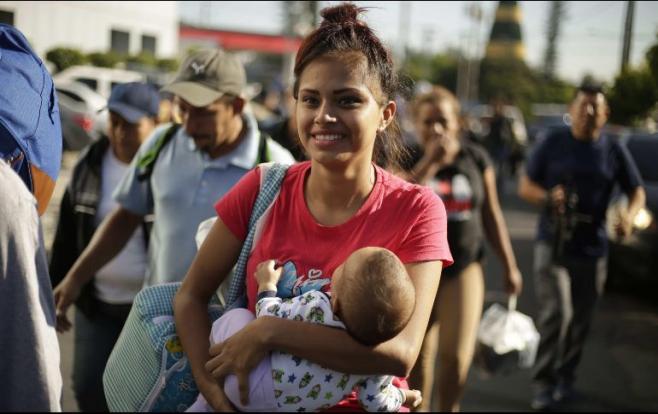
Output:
[162, 49, 246, 107]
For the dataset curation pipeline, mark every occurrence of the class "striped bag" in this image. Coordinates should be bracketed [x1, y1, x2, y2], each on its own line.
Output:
[103, 162, 289, 411]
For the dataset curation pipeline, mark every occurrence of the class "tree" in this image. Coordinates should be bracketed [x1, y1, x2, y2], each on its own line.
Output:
[45, 47, 87, 73]
[400, 49, 459, 94]
[645, 32, 658, 85]
[608, 68, 657, 125]
[86, 51, 122, 68]
[543, 1, 565, 79]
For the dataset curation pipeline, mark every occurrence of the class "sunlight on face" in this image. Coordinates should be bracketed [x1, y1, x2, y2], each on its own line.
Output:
[296, 53, 395, 169]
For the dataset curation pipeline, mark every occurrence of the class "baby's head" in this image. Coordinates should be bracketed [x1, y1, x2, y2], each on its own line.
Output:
[331, 247, 415, 346]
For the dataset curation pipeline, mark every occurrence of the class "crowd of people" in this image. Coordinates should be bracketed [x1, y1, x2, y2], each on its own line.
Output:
[0, 3, 647, 412]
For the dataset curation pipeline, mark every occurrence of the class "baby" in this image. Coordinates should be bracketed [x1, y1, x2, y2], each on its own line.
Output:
[187, 246, 421, 412]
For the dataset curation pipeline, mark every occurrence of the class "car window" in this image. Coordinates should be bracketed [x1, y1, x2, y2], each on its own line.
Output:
[75, 77, 99, 92]
[626, 136, 658, 182]
[57, 89, 84, 103]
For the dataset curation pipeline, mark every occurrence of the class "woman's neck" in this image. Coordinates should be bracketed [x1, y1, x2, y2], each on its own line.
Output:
[304, 160, 376, 226]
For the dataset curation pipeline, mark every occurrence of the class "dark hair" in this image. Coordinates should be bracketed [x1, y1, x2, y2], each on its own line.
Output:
[292, 3, 408, 170]
[340, 248, 415, 346]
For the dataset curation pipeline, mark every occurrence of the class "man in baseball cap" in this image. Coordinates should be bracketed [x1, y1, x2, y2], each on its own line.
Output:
[162, 48, 246, 107]
[53, 49, 293, 354]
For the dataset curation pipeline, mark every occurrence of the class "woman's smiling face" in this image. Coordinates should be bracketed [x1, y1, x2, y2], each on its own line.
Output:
[296, 52, 395, 168]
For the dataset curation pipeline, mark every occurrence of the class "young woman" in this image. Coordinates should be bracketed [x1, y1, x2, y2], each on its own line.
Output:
[174, 4, 453, 411]
[404, 86, 523, 411]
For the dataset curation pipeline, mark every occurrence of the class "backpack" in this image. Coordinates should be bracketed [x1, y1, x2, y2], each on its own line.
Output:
[0, 24, 62, 213]
[135, 123, 273, 182]
[103, 162, 289, 412]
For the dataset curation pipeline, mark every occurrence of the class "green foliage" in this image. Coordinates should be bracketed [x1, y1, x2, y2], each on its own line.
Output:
[400, 50, 459, 93]
[45, 47, 87, 73]
[608, 67, 657, 125]
[646, 35, 658, 85]
[126, 52, 158, 67]
[479, 58, 538, 118]
[86, 51, 122, 68]
[156, 58, 179, 72]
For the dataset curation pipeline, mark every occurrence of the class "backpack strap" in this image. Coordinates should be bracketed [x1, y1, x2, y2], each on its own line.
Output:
[136, 123, 181, 181]
[225, 162, 288, 307]
[255, 131, 272, 166]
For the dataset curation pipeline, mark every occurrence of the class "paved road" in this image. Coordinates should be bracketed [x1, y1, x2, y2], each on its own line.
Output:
[44, 155, 658, 412]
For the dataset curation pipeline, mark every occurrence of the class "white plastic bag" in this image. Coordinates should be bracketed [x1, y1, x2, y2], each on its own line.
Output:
[474, 295, 540, 376]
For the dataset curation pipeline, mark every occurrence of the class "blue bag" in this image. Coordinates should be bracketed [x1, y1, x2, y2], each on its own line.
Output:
[103, 162, 289, 411]
[0, 24, 62, 214]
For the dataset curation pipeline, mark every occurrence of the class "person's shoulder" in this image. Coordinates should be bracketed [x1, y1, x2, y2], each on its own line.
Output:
[379, 167, 441, 207]
[264, 134, 296, 164]
[0, 162, 35, 213]
[543, 125, 571, 143]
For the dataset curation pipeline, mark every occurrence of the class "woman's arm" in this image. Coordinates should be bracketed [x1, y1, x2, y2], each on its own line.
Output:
[206, 260, 443, 386]
[481, 167, 522, 295]
[173, 217, 242, 411]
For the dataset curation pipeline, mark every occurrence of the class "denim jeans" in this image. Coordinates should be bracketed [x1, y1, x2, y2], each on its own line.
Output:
[72, 301, 131, 411]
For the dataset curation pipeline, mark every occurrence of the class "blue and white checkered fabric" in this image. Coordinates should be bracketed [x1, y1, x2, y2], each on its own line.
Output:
[103, 162, 289, 412]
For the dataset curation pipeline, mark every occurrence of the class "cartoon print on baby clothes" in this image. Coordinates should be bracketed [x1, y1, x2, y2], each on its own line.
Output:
[267, 303, 281, 316]
[307, 306, 325, 323]
[307, 384, 322, 400]
[276, 261, 332, 299]
[284, 396, 302, 405]
[299, 372, 314, 388]
[272, 369, 285, 383]
[274, 389, 283, 398]
[337, 373, 350, 390]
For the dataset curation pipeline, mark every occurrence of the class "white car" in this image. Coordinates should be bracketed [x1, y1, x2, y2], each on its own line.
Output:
[55, 80, 108, 150]
[53, 65, 145, 99]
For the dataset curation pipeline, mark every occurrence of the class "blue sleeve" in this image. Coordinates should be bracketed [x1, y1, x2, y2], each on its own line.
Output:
[613, 141, 644, 195]
[525, 133, 552, 189]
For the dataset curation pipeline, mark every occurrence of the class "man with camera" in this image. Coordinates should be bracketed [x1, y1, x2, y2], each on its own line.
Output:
[518, 81, 645, 410]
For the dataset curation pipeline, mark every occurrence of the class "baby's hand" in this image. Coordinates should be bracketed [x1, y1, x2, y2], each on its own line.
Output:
[255, 260, 282, 294]
[402, 389, 422, 409]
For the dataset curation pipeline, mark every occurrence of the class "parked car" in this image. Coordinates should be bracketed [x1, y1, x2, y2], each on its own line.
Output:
[53, 65, 145, 99]
[527, 104, 569, 144]
[606, 132, 658, 296]
[56, 80, 108, 150]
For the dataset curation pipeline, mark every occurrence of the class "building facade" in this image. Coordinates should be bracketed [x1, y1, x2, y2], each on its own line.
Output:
[0, 1, 178, 59]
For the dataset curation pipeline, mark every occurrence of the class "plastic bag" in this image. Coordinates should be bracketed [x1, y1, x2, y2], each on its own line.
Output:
[474, 295, 540, 376]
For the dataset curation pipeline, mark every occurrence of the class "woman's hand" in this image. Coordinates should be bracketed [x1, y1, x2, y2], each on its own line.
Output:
[205, 318, 269, 406]
[504, 266, 523, 297]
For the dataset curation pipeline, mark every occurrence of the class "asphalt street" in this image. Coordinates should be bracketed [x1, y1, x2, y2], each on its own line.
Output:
[44, 153, 658, 412]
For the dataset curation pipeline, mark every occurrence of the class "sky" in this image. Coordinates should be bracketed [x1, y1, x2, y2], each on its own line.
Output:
[179, 1, 658, 85]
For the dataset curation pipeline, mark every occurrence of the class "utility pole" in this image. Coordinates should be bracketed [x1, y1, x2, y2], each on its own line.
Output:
[398, 1, 412, 66]
[543, 1, 565, 79]
[621, 0, 635, 72]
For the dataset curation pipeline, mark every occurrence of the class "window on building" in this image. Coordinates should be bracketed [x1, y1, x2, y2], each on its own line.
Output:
[142, 35, 157, 55]
[0, 9, 14, 25]
[110, 29, 130, 55]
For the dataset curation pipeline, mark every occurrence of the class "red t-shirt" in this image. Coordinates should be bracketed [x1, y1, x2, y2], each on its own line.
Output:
[215, 161, 453, 410]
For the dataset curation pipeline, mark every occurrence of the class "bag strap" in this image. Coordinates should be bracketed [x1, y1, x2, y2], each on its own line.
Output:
[136, 123, 181, 181]
[225, 162, 289, 306]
